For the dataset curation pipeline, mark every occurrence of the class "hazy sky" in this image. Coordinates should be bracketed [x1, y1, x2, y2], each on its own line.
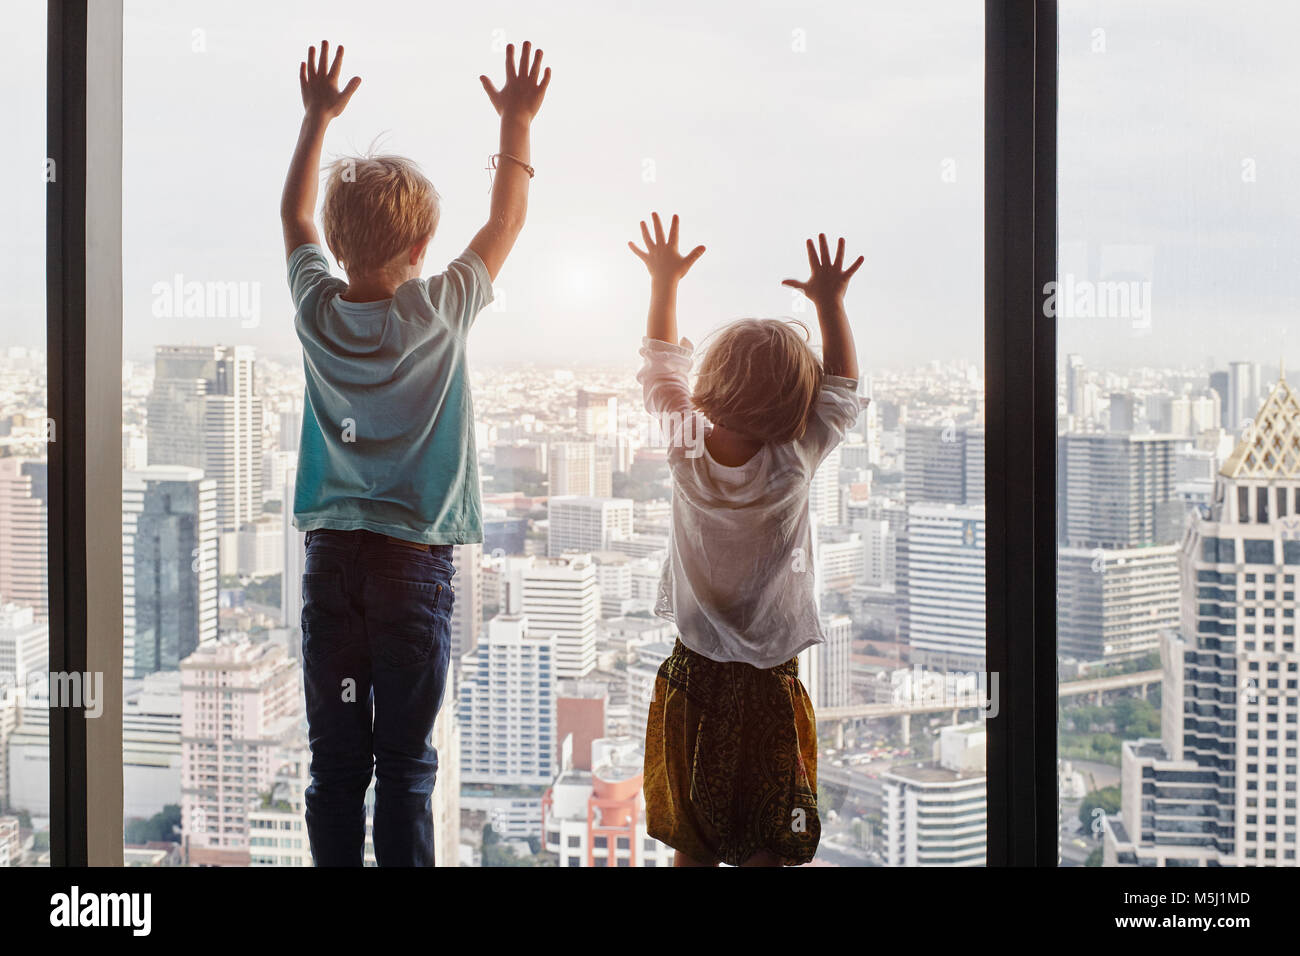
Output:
[2, 0, 1297, 372]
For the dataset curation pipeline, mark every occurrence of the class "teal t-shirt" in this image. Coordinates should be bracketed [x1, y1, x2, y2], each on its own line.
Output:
[288, 243, 492, 544]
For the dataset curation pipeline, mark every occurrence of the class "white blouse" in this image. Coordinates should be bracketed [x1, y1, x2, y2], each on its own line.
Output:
[636, 336, 868, 669]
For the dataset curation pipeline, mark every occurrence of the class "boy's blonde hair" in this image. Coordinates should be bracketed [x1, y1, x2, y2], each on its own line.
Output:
[322, 154, 440, 273]
[692, 318, 824, 444]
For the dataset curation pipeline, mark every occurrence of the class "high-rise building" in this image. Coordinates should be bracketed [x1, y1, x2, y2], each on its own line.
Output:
[123, 466, 218, 678]
[1057, 433, 1185, 548]
[1066, 353, 1086, 416]
[810, 443, 844, 525]
[548, 442, 612, 498]
[122, 670, 183, 821]
[798, 613, 853, 709]
[547, 496, 633, 557]
[1104, 378, 1300, 867]
[0, 458, 48, 619]
[180, 638, 300, 866]
[459, 615, 557, 786]
[1226, 360, 1261, 437]
[522, 555, 600, 679]
[576, 389, 618, 439]
[882, 723, 986, 866]
[904, 425, 983, 506]
[0, 602, 47, 689]
[147, 345, 264, 532]
[1056, 545, 1180, 663]
[1109, 392, 1137, 434]
[450, 542, 484, 658]
[906, 503, 986, 671]
[281, 468, 306, 633]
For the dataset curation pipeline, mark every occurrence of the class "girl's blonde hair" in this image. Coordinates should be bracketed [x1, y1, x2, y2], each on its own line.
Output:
[321, 154, 440, 273]
[692, 318, 824, 444]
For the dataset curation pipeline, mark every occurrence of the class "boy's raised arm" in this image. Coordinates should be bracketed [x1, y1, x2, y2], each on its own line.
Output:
[281, 41, 361, 259]
[470, 42, 551, 282]
[782, 234, 863, 380]
[628, 212, 706, 345]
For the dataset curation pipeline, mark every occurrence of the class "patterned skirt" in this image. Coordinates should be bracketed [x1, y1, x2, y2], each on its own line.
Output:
[643, 638, 821, 866]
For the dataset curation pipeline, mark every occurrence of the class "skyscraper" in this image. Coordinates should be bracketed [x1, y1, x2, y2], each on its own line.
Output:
[122, 466, 218, 677]
[522, 555, 600, 679]
[450, 542, 484, 658]
[906, 503, 986, 671]
[181, 638, 300, 867]
[147, 345, 264, 533]
[1057, 433, 1185, 548]
[904, 425, 983, 506]
[1056, 544, 1180, 662]
[882, 723, 986, 866]
[0, 458, 48, 619]
[547, 496, 633, 557]
[548, 441, 612, 498]
[459, 615, 557, 786]
[1104, 378, 1300, 866]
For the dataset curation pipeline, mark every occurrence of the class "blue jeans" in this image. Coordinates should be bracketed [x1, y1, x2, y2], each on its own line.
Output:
[300, 529, 455, 867]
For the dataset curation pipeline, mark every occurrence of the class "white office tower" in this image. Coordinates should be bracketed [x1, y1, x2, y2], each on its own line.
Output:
[0, 602, 47, 688]
[548, 441, 612, 498]
[261, 448, 297, 505]
[459, 615, 557, 786]
[147, 345, 264, 532]
[809, 442, 844, 526]
[797, 614, 853, 709]
[180, 637, 300, 866]
[816, 531, 865, 599]
[122, 466, 219, 677]
[882, 723, 987, 866]
[7, 684, 49, 816]
[548, 496, 633, 557]
[906, 504, 986, 672]
[522, 555, 599, 679]
[1175, 446, 1218, 511]
[1226, 361, 1262, 436]
[0, 457, 48, 619]
[281, 468, 306, 632]
[576, 389, 618, 439]
[856, 516, 898, 589]
[1058, 432, 1186, 548]
[1104, 377, 1300, 867]
[450, 542, 484, 658]
[431, 667, 462, 867]
[236, 517, 283, 578]
[122, 670, 182, 820]
[1056, 545, 1180, 663]
[542, 735, 674, 867]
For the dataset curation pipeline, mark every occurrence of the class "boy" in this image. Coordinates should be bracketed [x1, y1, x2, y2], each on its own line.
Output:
[280, 39, 551, 866]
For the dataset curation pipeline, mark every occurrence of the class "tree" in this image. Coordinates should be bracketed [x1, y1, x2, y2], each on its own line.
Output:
[1078, 786, 1121, 833]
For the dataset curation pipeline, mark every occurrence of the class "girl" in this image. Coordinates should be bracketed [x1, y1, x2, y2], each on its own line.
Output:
[629, 213, 866, 867]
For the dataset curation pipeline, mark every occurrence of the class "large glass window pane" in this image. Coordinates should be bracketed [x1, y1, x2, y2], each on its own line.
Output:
[1058, 1, 1299, 868]
[0, 0, 50, 868]
[122, 0, 982, 867]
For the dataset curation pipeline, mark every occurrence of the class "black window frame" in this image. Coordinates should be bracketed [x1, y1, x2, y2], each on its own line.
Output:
[45, 0, 1061, 865]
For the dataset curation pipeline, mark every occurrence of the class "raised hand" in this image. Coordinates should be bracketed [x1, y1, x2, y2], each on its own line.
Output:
[628, 213, 706, 284]
[782, 234, 864, 304]
[480, 41, 552, 121]
[299, 41, 361, 120]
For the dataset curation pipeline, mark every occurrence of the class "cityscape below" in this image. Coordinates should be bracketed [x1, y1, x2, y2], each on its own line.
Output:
[0, 342, 1294, 867]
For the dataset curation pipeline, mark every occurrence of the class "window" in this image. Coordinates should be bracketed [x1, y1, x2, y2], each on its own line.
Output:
[0, 0, 49, 868]
[1058, 0, 1298, 868]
